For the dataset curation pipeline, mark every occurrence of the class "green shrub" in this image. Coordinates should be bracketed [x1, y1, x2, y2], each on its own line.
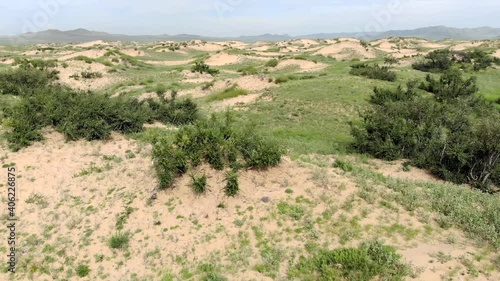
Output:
[349, 63, 396, 81]
[0, 67, 55, 96]
[237, 65, 259, 76]
[206, 85, 248, 102]
[352, 71, 500, 192]
[80, 71, 103, 79]
[108, 232, 130, 249]
[412, 49, 495, 73]
[73, 55, 95, 64]
[288, 240, 412, 281]
[152, 113, 283, 189]
[265, 59, 279, 67]
[3, 68, 199, 150]
[191, 174, 208, 194]
[191, 62, 219, 76]
[224, 171, 239, 197]
[76, 264, 90, 277]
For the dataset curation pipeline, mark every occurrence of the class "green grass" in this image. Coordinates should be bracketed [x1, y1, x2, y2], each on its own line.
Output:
[206, 85, 249, 102]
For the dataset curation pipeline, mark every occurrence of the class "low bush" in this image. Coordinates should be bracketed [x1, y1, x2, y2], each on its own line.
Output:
[206, 85, 248, 102]
[237, 65, 259, 76]
[191, 174, 208, 194]
[108, 232, 130, 249]
[152, 113, 283, 190]
[0, 67, 55, 96]
[2, 68, 199, 151]
[224, 171, 239, 197]
[288, 240, 412, 281]
[413, 49, 496, 72]
[265, 59, 279, 67]
[349, 63, 396, 82]
[191, 62, 219, 76]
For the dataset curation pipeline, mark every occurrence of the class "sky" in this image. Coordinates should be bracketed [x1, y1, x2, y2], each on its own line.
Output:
[0, 0, 499, 36]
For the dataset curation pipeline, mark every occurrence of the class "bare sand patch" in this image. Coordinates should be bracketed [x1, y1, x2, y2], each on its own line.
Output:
[189, 43, 225, 52]
[74, 40, 107, 48]
[371, 159, 442, 183]
[492, 49, 500, 59]
[181, 70, 214, 84]
[0, 58, 14, 64]
[205, 53, 242, 66]
[276, 59, 328, 72]
[137, 92, 160, 102]
[58, 49, 107, 60]
[56, 61, 118, 90]
[315, 41, 377, 60]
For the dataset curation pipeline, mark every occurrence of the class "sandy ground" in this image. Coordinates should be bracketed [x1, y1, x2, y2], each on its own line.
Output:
[205, 53, 242, 66]
[493, 50, 500, 59]
[189, 43, 225, 52]
[58, 49, 108, 61]
[275, 59, 328, 72]
[55, 61, 119, 90]
[315, 41, 377, 60]
[0, 129, 495, 280]
[74, 40, 108, 48]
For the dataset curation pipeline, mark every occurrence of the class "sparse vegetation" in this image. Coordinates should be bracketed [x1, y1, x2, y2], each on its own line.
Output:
[206, 85, 249, 102]
[191, 62, 219, 76]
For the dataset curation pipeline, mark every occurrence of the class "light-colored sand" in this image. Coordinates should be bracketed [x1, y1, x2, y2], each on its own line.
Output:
[492, 49, 500, 59]
[205, 53, 242, 66]
[275, 59, 328, 73]
[74, 40, 107, 48]
[56, 61, 118, 90]
[189, 43, 225, 52]
[58, 49, 107, 61]
[137, 92, 160, 102]
[315, 41, 377, 60]
[0, 58, 14, 64]
[144, 59, 192, 66]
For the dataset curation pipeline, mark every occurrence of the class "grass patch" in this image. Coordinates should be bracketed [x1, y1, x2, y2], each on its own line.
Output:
[206, 85, 249, 102]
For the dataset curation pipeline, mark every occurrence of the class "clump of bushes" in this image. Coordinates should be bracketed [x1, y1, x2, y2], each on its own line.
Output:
[351, 69, 500, 192]
[265, 59, 279, 67]
[1, 68, 199, 151]
[191, 62, 219, 76]
[288, 240, 412, 281]
[413, 49, 496, 72]
[349, 63, 396, 82]
[152, 113, 283, 191]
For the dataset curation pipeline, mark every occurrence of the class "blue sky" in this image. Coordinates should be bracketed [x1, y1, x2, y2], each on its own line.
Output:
[0, 0, 499, 36]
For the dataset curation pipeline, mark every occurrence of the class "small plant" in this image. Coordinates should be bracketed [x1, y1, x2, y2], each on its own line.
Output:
[108, 232, 130, 249]
[333, 159, 353, 172]
[191, 174, 208, 194]
[265, 59, 279, 67]
[206, 85, 249, 102]
[80, 71, 103, 79]
[224, 171, 239, 197]
[237, 65, 259, 76]
[76, 264, 90, 277]
[25, 193, 49, 208]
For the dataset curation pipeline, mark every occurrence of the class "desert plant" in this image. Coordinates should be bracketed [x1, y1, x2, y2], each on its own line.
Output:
[191, 62, 219, 76]
[108, 232, 130, 249]
[191, 174, 208, 194]
[265, 59, 279, 67]
[206, 85, 248, 102]
[349, 63, 396, 81]
[76, 264, 90, 277]
[224, 170, 239, 197]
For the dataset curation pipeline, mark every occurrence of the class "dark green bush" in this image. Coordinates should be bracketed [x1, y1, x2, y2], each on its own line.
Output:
[413, 49, 496, 73]
[80, 71, 103, 79]
[3, 68, 199, 150]
[0, 67, 55, 96]
[191, 174, 208, 194]
[352, 71, 500, 192]
[152, 113, 283, 189]
[349, 63, 396, 82]
[224, 171, 239, 197]
[288, 240, 412, 281]
[191, 62, 219, 76]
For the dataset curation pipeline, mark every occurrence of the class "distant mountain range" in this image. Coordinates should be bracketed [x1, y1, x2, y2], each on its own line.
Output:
[1, 26, 499, 45]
